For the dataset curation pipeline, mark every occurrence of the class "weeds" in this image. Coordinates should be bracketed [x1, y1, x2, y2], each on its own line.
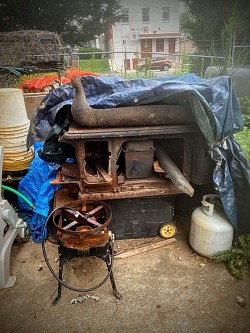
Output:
[211, 234, 250, 280]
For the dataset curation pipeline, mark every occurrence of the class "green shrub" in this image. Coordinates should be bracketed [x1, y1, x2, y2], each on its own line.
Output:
[211, 234, 250, 280]
[235, 126, 250, 162]
[235, 97, 250, 162]
[238, 96, 250, 125]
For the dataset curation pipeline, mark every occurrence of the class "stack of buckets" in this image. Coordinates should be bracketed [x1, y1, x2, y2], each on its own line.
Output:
[0, 88, 34, 173]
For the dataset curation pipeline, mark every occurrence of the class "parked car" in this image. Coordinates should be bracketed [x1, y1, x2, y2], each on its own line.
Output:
[137, 57, 172, 71]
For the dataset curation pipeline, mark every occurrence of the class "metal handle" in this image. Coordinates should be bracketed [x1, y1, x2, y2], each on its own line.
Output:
[201, 194, 219, 217]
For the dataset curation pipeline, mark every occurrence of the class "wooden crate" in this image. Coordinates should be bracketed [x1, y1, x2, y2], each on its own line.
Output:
[23, 93, 47, 119]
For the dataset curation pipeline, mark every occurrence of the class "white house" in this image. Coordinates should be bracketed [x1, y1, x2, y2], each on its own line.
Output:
[108, 0, 181, 71]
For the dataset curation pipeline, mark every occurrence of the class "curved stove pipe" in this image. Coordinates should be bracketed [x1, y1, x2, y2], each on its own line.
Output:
[71, 78, 194, 128]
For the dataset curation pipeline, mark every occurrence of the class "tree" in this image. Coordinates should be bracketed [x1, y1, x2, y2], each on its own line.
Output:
[0, 0, 121, 45]
[180, 0, 250, 50]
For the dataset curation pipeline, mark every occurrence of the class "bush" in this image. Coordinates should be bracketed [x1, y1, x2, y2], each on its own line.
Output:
[235, 126, 250, 162]
[211, 234, 250, 280]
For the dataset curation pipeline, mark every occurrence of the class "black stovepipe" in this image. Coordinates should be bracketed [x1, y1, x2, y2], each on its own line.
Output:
[41, 205, 115, 293]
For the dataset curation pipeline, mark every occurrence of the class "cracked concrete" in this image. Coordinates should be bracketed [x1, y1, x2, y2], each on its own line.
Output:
[0, 215, 249, 333]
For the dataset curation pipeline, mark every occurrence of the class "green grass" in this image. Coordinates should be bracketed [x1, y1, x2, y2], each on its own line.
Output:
[78, 58, 110, 73]
[235, 126, 250, 162]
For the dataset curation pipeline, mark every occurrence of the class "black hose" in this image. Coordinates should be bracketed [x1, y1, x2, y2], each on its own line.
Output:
[41, 205, 115, 292]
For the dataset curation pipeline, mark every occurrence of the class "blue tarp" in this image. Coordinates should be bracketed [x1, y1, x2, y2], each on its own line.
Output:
[18, 142, 60, 242]
[20, 74, 250, 240]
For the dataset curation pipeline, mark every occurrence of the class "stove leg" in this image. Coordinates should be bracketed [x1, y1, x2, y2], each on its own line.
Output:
[105, 254, 122, 300]
[52, 254, 63, 305]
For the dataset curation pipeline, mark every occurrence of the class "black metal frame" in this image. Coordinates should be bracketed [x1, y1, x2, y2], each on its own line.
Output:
[51, 239, 122, 305]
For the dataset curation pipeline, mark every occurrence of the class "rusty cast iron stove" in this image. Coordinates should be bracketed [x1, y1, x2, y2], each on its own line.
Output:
[50, 78, 214, 238]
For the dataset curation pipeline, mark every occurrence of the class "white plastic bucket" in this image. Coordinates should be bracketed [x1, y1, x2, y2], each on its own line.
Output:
[0, 122, 30, 149]
[0, 88, 29, 127]
[3, 149, 34, 171]
[0, 88, 34, 171]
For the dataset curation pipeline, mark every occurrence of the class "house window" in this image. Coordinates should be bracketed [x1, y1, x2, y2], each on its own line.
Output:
[142, 8, 150, 22]
[122, 8, 129, 22]
[156, 39, 164, 52]
[163, 7, 170, 21]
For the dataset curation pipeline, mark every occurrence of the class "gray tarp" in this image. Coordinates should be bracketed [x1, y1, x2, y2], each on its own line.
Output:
[25, 73, 250, 235]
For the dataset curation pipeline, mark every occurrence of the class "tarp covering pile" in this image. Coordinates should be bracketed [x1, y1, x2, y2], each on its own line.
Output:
[18, 142, 59, 242]
[20, 74, 250, 241]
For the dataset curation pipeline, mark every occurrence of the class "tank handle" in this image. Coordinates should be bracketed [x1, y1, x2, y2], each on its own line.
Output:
[201, 194, 219, 217]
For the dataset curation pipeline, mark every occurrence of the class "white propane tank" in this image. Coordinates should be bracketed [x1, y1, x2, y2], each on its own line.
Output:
[189, 194, 234, 257]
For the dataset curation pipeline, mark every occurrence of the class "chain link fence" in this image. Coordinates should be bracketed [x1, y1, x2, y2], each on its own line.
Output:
[67, 51, 198, 77]
[66, 48, 250, 78]
[65, 49, 250, 107]
[1, 47, 249, 89]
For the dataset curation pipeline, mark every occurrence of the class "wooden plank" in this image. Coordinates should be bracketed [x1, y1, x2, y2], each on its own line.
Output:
[66, 122, 198, 138]
[115, 237, 176, 259]
[92, 161, 112, 182]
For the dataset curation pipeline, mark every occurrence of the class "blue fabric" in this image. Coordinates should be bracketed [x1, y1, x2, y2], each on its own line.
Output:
[18, 142, 59, 242]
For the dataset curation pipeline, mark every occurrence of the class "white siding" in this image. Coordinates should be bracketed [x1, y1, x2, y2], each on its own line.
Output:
[110, 0, 181, 71]
[112, 0, 180, 52]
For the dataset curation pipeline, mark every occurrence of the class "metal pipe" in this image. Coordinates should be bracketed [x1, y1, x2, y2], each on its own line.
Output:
[71, 78, 194, 128]
[155, 144, 194, 197]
